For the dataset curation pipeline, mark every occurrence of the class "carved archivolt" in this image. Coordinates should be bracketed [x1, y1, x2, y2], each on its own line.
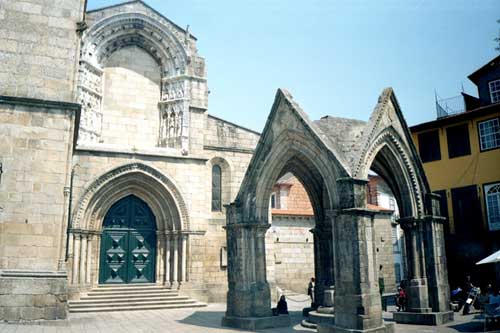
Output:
[76, 12, 195, 152]
[360, 127, 424, 216]
[72, 163, 190, 231]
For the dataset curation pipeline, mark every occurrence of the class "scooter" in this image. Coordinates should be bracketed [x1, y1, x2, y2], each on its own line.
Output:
[462, 287, 481, 315]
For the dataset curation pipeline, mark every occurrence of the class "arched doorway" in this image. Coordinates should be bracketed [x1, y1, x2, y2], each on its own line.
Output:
[99, 195, 157, 284]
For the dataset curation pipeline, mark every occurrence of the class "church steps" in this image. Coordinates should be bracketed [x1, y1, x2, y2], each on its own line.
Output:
[69, 299, 197, 309]
[73, 296, 190, 304]
[80, 293, 186, 300]
[69, 302, 207, 313]
[69, 284, 206, 313]
[90, 285, 172, 292]
[86, 289, 178, 296]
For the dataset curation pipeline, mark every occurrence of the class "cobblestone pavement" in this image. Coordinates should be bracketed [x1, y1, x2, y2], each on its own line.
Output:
[0, 300, 495, 333]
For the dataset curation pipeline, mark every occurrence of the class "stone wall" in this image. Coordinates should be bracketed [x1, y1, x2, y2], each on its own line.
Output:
[0, 99, 78, 271]
[0, 271, 67, 321]
[374, 214, 398, 294]
[0, 0, 84, 101]
[0, 97, 79, 320]
[100, 46, 161, 148]
[266, 217, 315, 295]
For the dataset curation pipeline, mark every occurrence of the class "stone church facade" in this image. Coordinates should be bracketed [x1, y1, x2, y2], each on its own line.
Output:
[0, 1, 451, 329]
[0, 0, 262, 320]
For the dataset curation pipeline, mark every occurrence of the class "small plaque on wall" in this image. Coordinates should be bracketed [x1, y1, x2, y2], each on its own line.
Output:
[220, 246, 227, 268]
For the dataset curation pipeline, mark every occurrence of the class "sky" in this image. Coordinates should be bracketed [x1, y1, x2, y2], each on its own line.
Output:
[87, 0, 500, 132]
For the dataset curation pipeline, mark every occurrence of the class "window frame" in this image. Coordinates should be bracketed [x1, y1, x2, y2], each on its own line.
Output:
[477, 117, 500, 152]
[489, 78, 500, 104]
[483, 181, 500, 232]
[446, 123, 471, 158]
[417, 129, 441, 163]
[270, 192, 277, 209]
[211, 164, 222, 212]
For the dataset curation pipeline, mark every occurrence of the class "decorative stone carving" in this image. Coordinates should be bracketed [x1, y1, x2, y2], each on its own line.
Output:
[72, 163, 190, 231]
[76, 61, 103, 144]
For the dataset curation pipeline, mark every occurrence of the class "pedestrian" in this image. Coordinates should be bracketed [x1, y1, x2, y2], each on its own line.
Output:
[307, 277, 315, 307]
[396, 286, 407, 312]
[276, 295, 289, 315]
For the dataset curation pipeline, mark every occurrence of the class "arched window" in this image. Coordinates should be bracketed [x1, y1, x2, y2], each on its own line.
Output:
[212, 165, 222, 212]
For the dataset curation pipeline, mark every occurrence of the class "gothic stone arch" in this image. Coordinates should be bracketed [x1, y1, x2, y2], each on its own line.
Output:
[77, 5, 206, 153]
[222, 88, 452, 331]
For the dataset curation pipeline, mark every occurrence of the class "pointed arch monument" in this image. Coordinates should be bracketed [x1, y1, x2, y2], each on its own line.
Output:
[223, 89, 453, 331]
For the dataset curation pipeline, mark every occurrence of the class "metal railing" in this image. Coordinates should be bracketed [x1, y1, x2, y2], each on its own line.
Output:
[436, 95, 465, 119]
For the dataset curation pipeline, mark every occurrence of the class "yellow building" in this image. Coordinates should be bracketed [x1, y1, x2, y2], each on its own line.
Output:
[410, 55, 500, 288]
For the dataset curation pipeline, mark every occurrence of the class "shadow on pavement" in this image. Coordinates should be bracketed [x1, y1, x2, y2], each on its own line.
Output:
[177, 310, 314, 332]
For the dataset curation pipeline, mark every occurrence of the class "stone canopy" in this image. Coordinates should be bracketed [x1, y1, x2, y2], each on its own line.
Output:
[223, 88, 453, 332]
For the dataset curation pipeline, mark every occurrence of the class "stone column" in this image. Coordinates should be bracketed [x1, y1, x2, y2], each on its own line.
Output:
[224, 222, 272, 318]
[423, 192, 451, 313]
[165, 234, 171, 287]
[68, 232, 74, 257]
[72, 232, 80, 285]
[85, 234, 92, 285]
[79, 233, 87, 286]
[222, 204, 291, 330]
[156, 236, 162, 283]
[158, 234, 165, 284]
[323, 177, 392, 333]
[181, 234, 187, 283]
[311, 222, 335, 309]
[399, 217, 431, 313]
[172, 233, 179, 289]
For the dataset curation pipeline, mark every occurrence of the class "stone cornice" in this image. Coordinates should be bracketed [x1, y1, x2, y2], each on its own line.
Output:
[75, 144, 208, 162]
[0, 95, 81, 111]
[203, 145, 255, 154]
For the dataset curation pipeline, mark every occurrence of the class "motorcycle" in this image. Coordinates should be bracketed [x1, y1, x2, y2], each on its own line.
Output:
[462, 287, 481, 315]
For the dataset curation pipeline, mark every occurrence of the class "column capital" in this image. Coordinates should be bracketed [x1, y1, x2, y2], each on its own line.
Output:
[398, 216, 420, 230]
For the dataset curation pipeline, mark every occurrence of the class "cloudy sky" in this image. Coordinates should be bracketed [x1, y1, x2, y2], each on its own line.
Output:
[88, 0, 500, 131]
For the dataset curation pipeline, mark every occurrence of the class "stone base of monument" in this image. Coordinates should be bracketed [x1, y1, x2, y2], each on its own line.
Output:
[317, 322, 395, 333]
[301, 306, 335, 328]
[221, 314, 291, 330]
[393, 311, 454, 325]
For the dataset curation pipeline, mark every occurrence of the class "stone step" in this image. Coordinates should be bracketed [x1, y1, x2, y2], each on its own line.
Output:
[69, 302, 207, 313]
[91, 285, 171, 292]
[80, 293, 183, 300]
[70, 299, 196, 309]
[72, 296, 190, 305]
[86, 290, 178, 297]
[96, 283, 157, 288]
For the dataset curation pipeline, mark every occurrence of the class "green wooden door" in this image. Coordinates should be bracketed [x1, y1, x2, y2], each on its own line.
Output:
[99, 195, 157, 284]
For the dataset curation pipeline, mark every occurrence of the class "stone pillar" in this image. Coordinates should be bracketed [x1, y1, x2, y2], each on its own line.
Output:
[156, 236, 162, 283]
[72, 232, 80, 285]
[224, 222, 272, 314]
[399, 217, 431, 313]
[320, 177, 393, 333]
[311, 222, 335, 309]
[165, 234, 171, 287]
[172, 233, 179, 289]
[181, 234, 187, 283]
[158, 234, 165, 284]
[423, 193, 452, 313]
[79, 233, 87, 286]
[68, 232, 74, 257]
[330, 209, 386, 332]
[85, 234, 92, 285]
[393, 215, 454, 325]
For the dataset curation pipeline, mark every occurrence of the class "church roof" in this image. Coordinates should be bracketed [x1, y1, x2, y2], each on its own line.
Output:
[312, 116, 366, 169]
